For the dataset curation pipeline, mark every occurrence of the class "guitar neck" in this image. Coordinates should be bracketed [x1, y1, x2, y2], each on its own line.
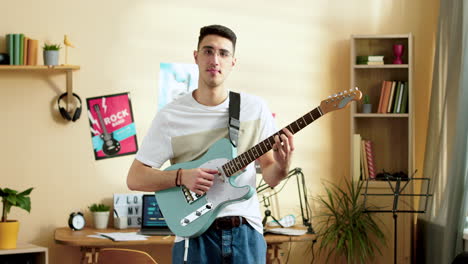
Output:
[93, 104, 110, 136]
[222, 106, 324, 177]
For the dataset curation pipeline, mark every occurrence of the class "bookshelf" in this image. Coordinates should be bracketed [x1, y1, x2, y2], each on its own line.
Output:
[0, 65, 80, 110]
[350, 34, 413, 264]
[350, 34, 413, 182]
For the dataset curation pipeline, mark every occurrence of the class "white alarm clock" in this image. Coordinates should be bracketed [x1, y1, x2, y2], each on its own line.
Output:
[68, 212, 86, 231]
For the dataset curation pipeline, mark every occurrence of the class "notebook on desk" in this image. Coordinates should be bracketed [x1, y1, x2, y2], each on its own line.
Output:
[138, 194, 173, 236]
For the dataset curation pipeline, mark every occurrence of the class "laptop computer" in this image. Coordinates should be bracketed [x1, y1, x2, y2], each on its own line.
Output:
[138, 194, 174, 236]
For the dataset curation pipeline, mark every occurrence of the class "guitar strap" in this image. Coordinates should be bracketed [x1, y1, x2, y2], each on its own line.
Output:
[228, 91, 241, 148]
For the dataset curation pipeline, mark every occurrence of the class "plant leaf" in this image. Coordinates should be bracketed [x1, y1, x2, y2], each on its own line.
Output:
[18, 188, 33, 196]
[16, 196, 31, 212]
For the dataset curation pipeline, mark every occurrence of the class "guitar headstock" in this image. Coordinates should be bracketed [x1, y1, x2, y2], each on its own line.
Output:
[319, 87, 362, 114]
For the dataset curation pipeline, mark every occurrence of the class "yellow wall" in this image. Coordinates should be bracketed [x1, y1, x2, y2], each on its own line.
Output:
[0, 0, 438, 263]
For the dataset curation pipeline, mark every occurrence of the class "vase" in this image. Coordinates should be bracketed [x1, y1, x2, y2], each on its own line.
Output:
[393, 44, 404, 64]
[0, 221, 19, 249]
[362, 104, 372, 113]
[93, 212, 109, 229]
[43, 50, 59, 66]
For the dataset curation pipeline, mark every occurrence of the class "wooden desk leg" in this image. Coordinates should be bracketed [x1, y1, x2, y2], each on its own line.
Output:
[81, 247, 100, 264]
[267, 243, 283, 264]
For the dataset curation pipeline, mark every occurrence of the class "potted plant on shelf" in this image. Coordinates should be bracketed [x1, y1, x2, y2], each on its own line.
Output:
[312, 179, 385, 263]
[89, 203, 110, 229]
[0, 187, 34, 249]
[362, 94, 372, 113]
[43, 43, 61, 66]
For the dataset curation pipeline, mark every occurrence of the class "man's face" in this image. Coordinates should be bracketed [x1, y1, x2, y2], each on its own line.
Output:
[194, 34, 236, 89]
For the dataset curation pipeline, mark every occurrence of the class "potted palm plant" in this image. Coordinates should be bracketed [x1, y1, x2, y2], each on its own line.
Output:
[89, 203, 110, 229]
[313, 179, 385, 263]
[43, 43, 61, 66]
[0, 187, 33, 249]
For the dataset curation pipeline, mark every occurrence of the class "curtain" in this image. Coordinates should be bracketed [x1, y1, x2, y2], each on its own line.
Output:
[416, 1, 468, 264]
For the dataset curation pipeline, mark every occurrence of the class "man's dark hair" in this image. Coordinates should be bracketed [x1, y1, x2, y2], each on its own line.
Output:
[198, 25, 237, 52]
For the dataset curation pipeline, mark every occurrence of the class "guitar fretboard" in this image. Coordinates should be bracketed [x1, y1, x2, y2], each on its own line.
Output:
[222, 107, 323, 177]
[93, 104, 110, 135]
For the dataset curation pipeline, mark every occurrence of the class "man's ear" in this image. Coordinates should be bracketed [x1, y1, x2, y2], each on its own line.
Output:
[193, 50, 198, 63]
[232, 57, 237, 67]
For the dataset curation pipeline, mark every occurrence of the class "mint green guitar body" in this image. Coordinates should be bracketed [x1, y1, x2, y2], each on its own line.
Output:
[155, 138, 255, 238]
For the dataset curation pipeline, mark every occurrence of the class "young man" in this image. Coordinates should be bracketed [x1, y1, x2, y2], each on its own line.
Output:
[127, 25, 294, 263]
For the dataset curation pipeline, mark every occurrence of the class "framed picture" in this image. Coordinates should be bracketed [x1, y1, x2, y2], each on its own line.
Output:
[87, 92, 138, 160]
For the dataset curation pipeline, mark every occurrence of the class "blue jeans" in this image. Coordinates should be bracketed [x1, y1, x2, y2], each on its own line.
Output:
[172, 222, 266, 264]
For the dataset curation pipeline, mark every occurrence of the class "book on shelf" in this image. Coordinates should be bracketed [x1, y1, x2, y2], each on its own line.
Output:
[380, 81, 392, 113]
[377, 80, 386, 113]
[18, 34, 24, 66]
[367, 61, 384, 65]
[23, 36, 29, 65]
[6, 34, 13, 65]
[13, 34, 20, 65]
[356, 55, 384, 65]
[27, 39, 38, 65]
[386, 81, 397, 113]
[361, 139, 369, 180]
[400, 82, 409, 113]
[364, 140, 376, 179]
[353, 134, 362, 182]
[368, 55, 384, 61]
[393, 82, 403, 113]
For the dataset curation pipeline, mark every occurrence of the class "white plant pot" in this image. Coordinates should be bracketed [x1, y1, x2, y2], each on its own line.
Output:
[43, 50, 59, 66]
[93, 212, 109, 229]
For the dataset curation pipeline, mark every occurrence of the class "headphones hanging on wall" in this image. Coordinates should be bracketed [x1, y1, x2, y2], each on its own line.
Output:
[57, 92, 82, 122]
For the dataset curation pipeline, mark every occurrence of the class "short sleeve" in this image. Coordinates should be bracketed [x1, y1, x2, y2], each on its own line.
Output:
[135, 110, 173, 168]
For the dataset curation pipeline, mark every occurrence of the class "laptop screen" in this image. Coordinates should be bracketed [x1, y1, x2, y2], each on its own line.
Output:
[142, 194, 168, 228]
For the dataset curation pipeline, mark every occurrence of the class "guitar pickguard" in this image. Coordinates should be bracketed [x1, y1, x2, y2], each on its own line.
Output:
[201, 158, 251, 208]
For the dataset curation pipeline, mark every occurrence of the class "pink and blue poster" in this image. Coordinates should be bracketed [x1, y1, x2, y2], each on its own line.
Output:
[86, 92, 138, 160]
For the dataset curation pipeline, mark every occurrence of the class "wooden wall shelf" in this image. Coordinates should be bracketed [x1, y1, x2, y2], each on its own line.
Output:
[0, 65, 80, 70]
[0, 65, 80, 109]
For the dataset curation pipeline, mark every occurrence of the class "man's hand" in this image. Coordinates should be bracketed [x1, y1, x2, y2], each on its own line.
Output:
[272, 128, 295, 171]
[180, 168, 218, 195]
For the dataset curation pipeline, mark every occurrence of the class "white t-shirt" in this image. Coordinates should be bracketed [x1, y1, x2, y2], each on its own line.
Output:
[136, 91, 277, 236]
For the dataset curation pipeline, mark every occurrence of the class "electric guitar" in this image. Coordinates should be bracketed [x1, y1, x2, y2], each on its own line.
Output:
[155, 88, 362, 237]
[93, 104, 121, 156]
